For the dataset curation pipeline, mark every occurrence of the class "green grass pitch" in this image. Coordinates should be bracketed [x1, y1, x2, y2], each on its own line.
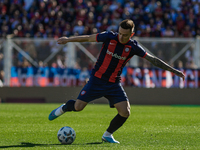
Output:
[0, 103, 200, 150]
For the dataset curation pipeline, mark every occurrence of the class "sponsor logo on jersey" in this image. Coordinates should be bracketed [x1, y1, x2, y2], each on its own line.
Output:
[106, 49, 126, 60]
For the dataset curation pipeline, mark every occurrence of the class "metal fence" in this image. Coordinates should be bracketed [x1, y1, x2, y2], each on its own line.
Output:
[1, 37, 200, 87]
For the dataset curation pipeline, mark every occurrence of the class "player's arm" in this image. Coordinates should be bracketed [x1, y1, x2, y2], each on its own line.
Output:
[57, 34, 97, 44]
[144, 53, 185, 81]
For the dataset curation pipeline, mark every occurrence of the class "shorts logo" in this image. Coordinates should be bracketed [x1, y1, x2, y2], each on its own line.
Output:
[125, 47, 129, 52]
[81, 90, 86, 95]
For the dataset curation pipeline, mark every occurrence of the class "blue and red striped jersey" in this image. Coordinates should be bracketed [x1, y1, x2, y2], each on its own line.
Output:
[91, 31, 147, 83]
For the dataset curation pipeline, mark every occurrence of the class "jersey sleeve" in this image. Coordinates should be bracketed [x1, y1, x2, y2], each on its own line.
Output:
[96, 31, 114, 42]
[133, 40, 147, 58]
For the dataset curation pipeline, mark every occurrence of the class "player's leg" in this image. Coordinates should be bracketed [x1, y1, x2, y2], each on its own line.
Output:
[102, 101, 130, 143]
[62, 99, 88, 112]
[49, 76, 101, 121]
[115, 100, 131, 118]
[106, 101, 130, 133]
[102, 83, 130, 143]
[48, 99, 87, 121]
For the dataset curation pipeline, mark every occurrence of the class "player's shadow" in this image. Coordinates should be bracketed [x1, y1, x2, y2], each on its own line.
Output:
[0, 142, 60, 149]
[0, 142, 103, 149]
[86, 142, 103, 144]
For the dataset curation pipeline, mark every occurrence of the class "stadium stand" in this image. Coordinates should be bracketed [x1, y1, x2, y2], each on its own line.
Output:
[0, 0, 199, 38]
[0, 0, 199, 87]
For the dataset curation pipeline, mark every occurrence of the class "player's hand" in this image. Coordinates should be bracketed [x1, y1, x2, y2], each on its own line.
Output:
[176, 71, 185, 81]
[57, 37, 68, 44]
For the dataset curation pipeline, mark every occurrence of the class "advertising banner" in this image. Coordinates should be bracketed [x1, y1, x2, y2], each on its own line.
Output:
[10, 66, 200, 88]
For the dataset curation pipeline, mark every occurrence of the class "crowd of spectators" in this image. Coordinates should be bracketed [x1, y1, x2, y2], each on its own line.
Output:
[0, 0, 200, 38]
[0, 0, 200, 86]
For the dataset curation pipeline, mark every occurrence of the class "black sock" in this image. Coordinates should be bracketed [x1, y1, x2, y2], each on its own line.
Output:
[62, 100, 76, 112]
[107, 114, 128, 134]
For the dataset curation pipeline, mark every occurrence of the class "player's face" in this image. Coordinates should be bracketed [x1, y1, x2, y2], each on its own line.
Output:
[118, 27, 132, 44]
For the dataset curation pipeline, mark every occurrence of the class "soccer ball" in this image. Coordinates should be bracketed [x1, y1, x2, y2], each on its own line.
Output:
[57, 126, 76, 144]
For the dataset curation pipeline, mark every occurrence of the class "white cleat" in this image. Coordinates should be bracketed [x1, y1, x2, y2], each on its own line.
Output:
[102, 135, 120, 143]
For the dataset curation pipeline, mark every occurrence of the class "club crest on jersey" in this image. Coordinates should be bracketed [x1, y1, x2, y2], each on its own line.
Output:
[81, 90, 86, 95]
[125, 47, 130, 52]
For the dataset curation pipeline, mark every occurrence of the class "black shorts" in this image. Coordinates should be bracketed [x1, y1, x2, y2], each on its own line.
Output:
[77, 76, 129, 108]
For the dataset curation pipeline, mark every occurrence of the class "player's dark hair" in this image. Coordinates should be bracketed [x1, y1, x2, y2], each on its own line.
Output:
[119, 19, 135, 33]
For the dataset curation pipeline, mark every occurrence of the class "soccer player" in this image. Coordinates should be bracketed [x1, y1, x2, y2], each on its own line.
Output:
[48, 19, 185, 143]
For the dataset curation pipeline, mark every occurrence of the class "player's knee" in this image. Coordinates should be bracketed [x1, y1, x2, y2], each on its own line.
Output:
[125, 109, 131, 118]
[74, 100, 87, 111]
[74, 105, 84, 111]
[120, 109, 130, 118]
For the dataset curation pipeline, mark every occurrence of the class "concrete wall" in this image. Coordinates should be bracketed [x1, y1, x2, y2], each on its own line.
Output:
[0, 87, 200, 105]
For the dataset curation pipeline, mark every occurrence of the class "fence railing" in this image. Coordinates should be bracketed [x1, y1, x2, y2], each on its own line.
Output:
[1, 37, 200, 87]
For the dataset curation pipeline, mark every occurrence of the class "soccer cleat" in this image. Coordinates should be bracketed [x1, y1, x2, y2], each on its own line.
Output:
[48, 104, 65, 121]
[102, 135, 120, 143]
